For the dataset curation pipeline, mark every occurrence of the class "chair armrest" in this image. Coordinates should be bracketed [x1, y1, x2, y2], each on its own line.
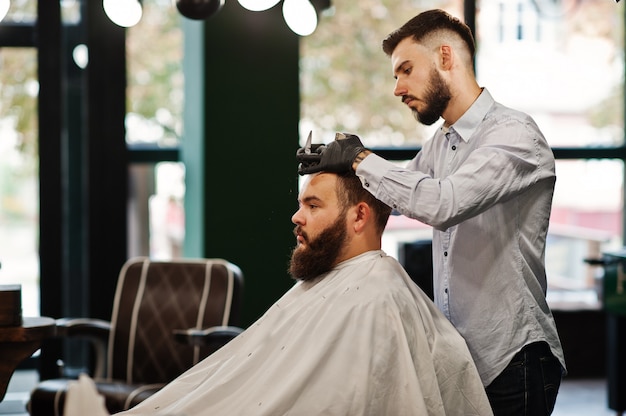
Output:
[55, 318, 111, 379]
[56, 317, 111, 339]
[172, 325, 243, 349]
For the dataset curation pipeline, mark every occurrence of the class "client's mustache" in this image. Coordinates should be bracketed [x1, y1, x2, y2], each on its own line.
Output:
[293, 226, 309, 242]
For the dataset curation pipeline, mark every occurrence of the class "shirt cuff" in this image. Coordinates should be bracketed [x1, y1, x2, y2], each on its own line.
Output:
[355, 153, 397, 196]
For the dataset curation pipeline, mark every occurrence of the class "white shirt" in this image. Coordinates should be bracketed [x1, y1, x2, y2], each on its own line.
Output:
[357, 89, 566, 385]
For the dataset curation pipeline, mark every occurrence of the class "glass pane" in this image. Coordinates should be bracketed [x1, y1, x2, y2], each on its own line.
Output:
[4, 0, 36, 23]
[382, 158, 625, 311]
[546, 159, 624, 309]
[299, 0, 457, 147]
[126, 0, 186, 260]
[126, 0, 184, 147]
[60, 0, 81, 24]
[150, 162, 186, 259]
[128, 162, 186, 260]
[476, 0, 624, 147]
[0, 47, 39, 316]
[302, 0, 623, 146]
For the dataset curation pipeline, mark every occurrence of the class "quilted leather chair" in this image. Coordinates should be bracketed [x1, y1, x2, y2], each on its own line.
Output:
[28, 257, 244, 415]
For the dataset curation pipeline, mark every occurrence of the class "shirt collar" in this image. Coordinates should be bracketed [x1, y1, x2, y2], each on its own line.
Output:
[440, 88, 494, 143]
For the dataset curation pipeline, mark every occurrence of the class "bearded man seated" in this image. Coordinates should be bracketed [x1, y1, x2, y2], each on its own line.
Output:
[63, 171, 492, 416]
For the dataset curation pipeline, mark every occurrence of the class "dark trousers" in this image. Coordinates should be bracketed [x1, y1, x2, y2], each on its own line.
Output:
[485, 341, 563, 416]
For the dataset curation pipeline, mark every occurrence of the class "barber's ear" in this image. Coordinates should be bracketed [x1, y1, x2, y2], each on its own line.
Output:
[440, 45, 453, 70]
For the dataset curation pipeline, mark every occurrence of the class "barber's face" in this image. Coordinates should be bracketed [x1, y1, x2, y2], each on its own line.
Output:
[289, 174, 348, 281]
[391, 38, 451, 125]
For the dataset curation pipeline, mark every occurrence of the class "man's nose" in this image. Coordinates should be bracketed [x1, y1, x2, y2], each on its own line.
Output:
[291, 208, 304, 225]
[393, 78, 406, 97]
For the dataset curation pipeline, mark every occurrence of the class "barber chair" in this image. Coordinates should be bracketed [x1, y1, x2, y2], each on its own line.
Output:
[28, 257, 244, 415]
[399, 239, 434, 300]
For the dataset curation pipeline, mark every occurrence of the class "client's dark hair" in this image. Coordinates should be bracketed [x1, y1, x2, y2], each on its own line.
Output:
[335, 171, 391, 235]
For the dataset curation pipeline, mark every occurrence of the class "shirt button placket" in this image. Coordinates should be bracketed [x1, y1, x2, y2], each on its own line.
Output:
[444, 131, 459, 176]
[441, 233, 451, 318]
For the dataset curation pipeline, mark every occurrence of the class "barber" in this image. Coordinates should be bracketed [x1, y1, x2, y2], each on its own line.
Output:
[297, 9, 566, 416]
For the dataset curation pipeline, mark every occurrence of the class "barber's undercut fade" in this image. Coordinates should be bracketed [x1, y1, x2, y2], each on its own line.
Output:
[382, 9, 475, 58]
[335, 172, 392, 235]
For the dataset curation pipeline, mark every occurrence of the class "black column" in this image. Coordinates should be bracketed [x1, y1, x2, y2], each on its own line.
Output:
[84, 0, 128, 321]
[37, 0, 64, 380]
[202, 2, 300, 325]
[38, 0, 129, 379]
[607, 313, 626, 411]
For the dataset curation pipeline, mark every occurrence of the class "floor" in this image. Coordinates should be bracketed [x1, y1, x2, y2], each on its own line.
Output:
[0, 371, 622, 415]
[0, 370, 37, 416]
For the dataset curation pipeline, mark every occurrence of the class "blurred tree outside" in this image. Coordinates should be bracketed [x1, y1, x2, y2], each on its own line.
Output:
[0, 0, 38, 316]
[300, 0, 455, 147]
[301, 0, 624, 148]
[1, 0, 624, 220]
[127, 0, 184, 146]
[0, 48, 37, 173]
[0, 0, 37, 222]
[578, 0, 624, 137]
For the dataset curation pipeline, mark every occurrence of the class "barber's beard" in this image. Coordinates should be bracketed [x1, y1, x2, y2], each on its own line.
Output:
[289, 215, 348, 281]
[411, 68, 451, 126]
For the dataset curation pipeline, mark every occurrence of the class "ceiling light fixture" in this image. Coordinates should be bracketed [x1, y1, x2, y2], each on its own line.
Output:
[282, 0, 317, 37]
[0, 0, 9, 23]
[173, 0, 331, 36]
[103, 0, 142, 28]
[175, 0, 225, 20]
[237, 0, 280, 12]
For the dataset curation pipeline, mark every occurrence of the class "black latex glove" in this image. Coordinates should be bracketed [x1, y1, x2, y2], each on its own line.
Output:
[297, 133, 366, 175]
[296, 143, 326, 169]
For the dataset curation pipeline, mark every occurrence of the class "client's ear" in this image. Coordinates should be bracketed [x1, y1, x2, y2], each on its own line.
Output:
[352, 202, 371, 234]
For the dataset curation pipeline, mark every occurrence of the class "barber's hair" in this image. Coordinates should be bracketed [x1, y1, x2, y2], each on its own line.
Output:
[335, 172, 391, 235]
[382, 9, 475, 58]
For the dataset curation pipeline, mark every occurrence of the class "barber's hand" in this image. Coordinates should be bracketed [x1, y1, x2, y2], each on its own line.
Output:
[297, 133, 366, 175]
[296, 143, 325, 175]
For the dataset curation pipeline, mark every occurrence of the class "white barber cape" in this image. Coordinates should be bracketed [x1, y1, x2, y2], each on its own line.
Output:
[66, 250, 492, 416]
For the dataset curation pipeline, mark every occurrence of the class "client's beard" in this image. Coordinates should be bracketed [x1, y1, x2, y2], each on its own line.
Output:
[289, 215, 347, 281]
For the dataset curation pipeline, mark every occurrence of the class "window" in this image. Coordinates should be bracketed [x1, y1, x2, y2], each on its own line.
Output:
[0, 0, 38, 316]
[0, 47, 38, 316]
[300, 0, 625, 310]
[477, 0, 624, 309]
[126, 0, 185, 260]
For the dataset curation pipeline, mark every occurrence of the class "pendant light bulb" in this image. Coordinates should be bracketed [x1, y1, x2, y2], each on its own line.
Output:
[282, 0, 317, 36]
[103, 0, 142, 27]
[237, 0, 280, 12]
